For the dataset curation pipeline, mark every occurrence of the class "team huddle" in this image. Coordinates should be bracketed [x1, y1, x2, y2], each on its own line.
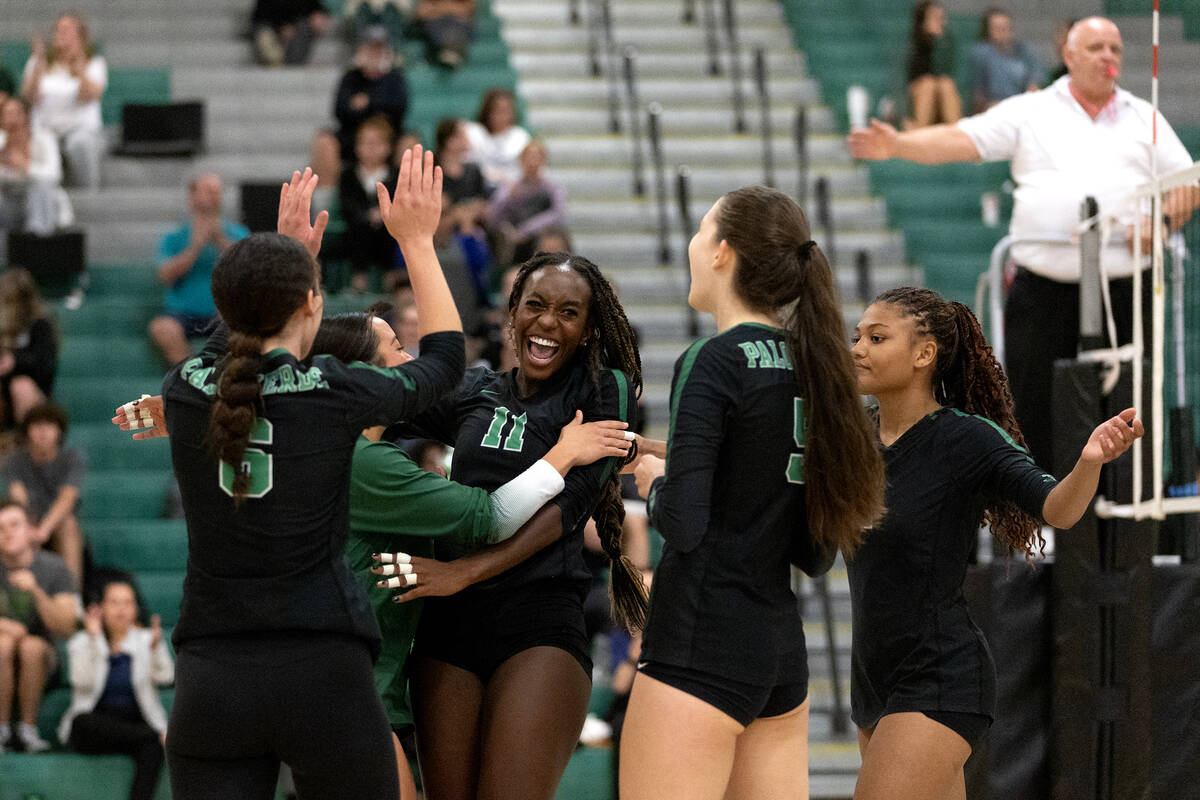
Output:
[113, 146, 1142, 800]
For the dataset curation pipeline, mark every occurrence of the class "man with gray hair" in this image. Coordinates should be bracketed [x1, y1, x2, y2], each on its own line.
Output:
[148, 173, 248, 365]
[848, 17, 1196, 468]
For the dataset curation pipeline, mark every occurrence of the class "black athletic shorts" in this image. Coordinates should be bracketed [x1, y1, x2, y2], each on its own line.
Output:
[414, 581, 592, 682]
[921, 710, 991, 750]
[638, 661, 809, 728]
[167, 632, 399, 800]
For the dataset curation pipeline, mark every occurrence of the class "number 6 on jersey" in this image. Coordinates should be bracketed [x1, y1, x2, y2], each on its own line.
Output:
[219, 418, 275, 499]
[787, 397, 805, 484]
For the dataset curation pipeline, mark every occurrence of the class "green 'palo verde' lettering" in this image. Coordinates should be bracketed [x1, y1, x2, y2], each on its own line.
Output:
[738, 340, 794, 370]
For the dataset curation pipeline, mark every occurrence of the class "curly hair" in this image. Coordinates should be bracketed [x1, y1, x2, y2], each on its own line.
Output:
[715, 187, 886, 556]
[208, 233, 320, 505]
[874, 287, 1045, 559]
[508, 252, 648, 631]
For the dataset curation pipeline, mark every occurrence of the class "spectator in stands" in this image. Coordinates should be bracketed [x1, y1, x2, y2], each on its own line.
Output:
[60, 578, 173, 800]
[0, 498, 79, 753]
[339, 115, 401, 293]
[394, 128, 422, 166]
[0, 97, 68, 236]
[486, 140, 567, 266]
[148, 173, 249, 365]
[434, 118, 492, 292]
[3, 403, 86, 583]
[905, 1, 961, 129]
[343, 0, 411, 52]
[970, 7, 1041, 112]
[251, 0, 332, 67]
[534, 226, 572, 255]
[1047, 18, 1076, 82]
[465, 88, 531, 186]
[333, 26, 410, 161]
[20, 13, 107, 191]
[0, 268, 58, 429]
[847, 16, 1198, 470]
[414, 0, 476, 69]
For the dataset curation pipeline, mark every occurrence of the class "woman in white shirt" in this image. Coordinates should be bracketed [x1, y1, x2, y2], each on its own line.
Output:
[464, 88, 531, 187]
[20, 13, 108, 191]
[0, 97, 66, 235]
[60, 579, 174, 800]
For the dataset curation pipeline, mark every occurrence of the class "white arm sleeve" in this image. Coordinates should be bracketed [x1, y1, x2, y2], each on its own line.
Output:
[488, 459, 565, 543]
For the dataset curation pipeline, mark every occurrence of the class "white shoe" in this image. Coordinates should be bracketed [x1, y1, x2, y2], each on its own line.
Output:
[18, 723, 50, 753]
[578, 713, 612, 748]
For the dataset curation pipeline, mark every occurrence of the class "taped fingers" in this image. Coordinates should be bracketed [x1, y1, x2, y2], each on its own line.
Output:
[372, 552, 412, 565]
[377, 573, 418, 589]
[375, 562, 414, 577]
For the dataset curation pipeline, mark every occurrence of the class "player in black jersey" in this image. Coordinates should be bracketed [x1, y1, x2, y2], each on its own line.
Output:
[376, 252, 645, 800]
[621, 186, 885, 800]
[161, 150, 464, 800]
[848, 287, 1143, 800]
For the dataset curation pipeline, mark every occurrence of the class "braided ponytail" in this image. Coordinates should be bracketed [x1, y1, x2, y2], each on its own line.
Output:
[207, 233, 320, 505]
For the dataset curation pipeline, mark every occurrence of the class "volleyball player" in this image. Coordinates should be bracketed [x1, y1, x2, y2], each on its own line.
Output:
[160, 149, 462, 800]
[848, 287, 1142, 800]
[372, 252, 644, 800]
[620, 186, 886, 800]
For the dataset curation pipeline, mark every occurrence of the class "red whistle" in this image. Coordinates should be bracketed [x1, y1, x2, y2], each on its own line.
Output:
[1105, 66, 1118, 77]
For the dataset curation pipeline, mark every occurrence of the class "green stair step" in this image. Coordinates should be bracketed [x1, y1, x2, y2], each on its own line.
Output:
[84, 263, 161, 295]
[57, 299, 159, 336]
[59, 335, 162, 377]
[70, 422, 172, 471]
[916, 253, 992, 307]
[88, 520, 188, 573]
[103, 67, 173, 127]
[134, 570, 185, 627]
[56, 378, 164, 425]
[902, 220, 1005, 258]
[81, 468, 172, 521]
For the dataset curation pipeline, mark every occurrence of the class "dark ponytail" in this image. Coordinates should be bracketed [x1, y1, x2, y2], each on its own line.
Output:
[716, 186, 886, 556]
[208, 233, 320, 505]
[875, 288, 1044, 558]
[508, 252, 648, 631]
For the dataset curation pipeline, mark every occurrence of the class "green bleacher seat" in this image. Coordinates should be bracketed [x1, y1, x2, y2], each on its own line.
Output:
[69, 424, 171, 471]
[84, 263, 161, 295]
[59, 335, 161, 378]
[88, 520, 188, 573]
[1, 40, 30, 79]
[102, 67, 172, 127]
[82, 469, 171, 520]
[134, 571, 185, 627]
[57, 298, 161, 337]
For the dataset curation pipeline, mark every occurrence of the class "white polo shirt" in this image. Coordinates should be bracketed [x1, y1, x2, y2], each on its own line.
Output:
[957, 76, 1193, 282]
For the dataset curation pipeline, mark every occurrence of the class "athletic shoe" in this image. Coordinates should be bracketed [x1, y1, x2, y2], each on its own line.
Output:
[18, 723, 50, 753]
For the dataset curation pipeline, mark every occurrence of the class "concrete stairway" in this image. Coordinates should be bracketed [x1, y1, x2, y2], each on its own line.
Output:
[494, 1, 875, 795]
[495, 0, 917, 447]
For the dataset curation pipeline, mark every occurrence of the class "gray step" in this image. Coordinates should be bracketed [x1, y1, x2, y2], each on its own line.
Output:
[504, 25, 794, 53]
[521, 77, 819, 107]
[564, 197, 886, 233]
[171, 67, 341, 97]
[572, 231, 908, 270]
[543, 135, 852, 168]
[530, 104, 828, 138]
[496, 0, 787, 27]
[513, 50, 809, 80]
[545, 164, 866, 198]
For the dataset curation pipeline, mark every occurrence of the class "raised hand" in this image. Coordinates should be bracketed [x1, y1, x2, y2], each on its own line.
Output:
[149, 614, 162, 649]
[847, 118, 899, 161]
[1080, 408, 1144, 465]
[277, 167, 329, 260]
[84, 604, 102, 637]
[377, 145, 444, 246]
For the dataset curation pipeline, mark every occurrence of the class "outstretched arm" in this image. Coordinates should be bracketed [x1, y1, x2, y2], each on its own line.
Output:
[1042, 408, 1144, 529]
[847, 118, 981, 164]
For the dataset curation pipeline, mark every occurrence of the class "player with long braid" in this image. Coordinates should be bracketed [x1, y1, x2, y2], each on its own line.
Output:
[848, 287, 1143, 800]
[621, 186, 885, 800]
[377, 251, 644, 800]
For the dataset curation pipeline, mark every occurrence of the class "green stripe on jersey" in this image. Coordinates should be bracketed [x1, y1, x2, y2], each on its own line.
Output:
[944, 407, 1034, 460]
[665, 336, 714, 474]
[598, 369, 632, 485]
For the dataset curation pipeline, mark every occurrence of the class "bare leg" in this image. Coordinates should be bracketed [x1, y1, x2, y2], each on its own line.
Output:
[49, 514, 84, 584]
[391, 731, 419, 800]
[723, 698, 810, 800]
[16, 635, 51, 725]
[935, 76, 963, 124]
[0, 633, 16, 724]
[907, 75, 937, 129]
[476, 646, 591, 800]
[410, 657, 485, 800]
[853, 712, 971, 800]
[149, 316, 194, 365]
[7, 376, 45, 424]
[619, 672, 743, 800]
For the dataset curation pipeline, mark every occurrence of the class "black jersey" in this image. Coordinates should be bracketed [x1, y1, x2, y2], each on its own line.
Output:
[164, 330, 465, 655]
[848, 408, 1057, 728]
[642, 323, 809, 686]
[404, 359, 637, 598]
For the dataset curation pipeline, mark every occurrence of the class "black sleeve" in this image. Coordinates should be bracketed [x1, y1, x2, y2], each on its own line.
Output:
[338, 169, 372, 230]
[958, 416, 1058, 520]
[647, 341, 735, 553]
[338, 330, 466, 430]
[552, 369, 639, 532]
[391, 366, 493, 445]
[11, 318, 58, 391]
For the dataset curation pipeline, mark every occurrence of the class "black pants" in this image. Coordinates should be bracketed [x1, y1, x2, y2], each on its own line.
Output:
[1004, 268, 1149, 471]
[69, 709, 164, 800]
[167, 632, 399, 800]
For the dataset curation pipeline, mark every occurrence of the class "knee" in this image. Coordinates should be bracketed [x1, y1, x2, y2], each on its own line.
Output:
[9, 375, 42, 400]
[148, 316, 182, 342]
[16, 635, 49, 664]
[0, 633, 16, 662]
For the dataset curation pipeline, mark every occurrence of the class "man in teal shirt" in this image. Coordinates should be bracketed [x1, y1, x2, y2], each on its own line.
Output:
[148, 173, 248, 364]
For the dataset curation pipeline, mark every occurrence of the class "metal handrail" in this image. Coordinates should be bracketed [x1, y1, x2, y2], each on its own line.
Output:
[855, 249, 873, 306]
[569, 0, 582, 26]
[681, 0, 697, 25]
[700, 0, 721, 76]
[976, 233, 1074, 367]
[585, 0, 602, 77]
[600, 0, 622, 134]
[814, 176, 836, 269]
[794, 106, 809, 210]
[676, 166, 701, 338]
[647, 102, 671, 265]
[754, 46, 774, 188]
[622, 47, 647, 198]
[721, 0, 747, 133]
[814, 574, 849, 735]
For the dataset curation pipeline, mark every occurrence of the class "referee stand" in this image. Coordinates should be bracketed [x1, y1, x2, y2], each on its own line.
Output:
[965, 197, 1200, 799]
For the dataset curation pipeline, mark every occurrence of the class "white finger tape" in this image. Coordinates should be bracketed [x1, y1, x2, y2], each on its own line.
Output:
[623, 430, 637, 441]
[379, 574, 418, 589]
[377, 563, 414, 576]
[377, 552, 412, 565]
[128, 418, 144, 430]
